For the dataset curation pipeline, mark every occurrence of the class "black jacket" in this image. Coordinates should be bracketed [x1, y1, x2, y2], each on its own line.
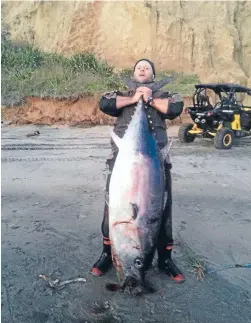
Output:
[99, 89, 183, 151]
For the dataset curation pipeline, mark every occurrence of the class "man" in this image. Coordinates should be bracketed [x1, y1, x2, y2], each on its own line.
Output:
[91, 59, 185, 283]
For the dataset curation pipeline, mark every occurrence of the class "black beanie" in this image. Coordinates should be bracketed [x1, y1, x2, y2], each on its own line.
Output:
[133, 58, 156, 76]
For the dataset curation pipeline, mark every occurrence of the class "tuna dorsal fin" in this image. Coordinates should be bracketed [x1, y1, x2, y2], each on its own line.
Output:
[109, 127, 122, 148]
[130, 203, 139, 220]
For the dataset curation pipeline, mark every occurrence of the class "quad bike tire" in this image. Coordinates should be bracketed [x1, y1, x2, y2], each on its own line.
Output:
[214, 127, 233, 149]
[178, 123, 196, 143]
[240, 111, 251, 130]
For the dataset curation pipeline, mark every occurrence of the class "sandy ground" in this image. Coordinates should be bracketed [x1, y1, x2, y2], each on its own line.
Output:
[1, 124, 251, 323]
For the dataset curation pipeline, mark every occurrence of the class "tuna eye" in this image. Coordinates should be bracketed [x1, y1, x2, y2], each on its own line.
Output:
[134, 258, 143, 269]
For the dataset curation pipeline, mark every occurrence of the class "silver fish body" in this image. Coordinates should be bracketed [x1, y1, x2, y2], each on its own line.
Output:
[108, 98, 167, 292]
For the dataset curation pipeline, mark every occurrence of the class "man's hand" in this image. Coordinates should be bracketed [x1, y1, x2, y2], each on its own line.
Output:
[136, 87, 170, 114]
[116, 86, 153, 109]
[135, 87, 153, 103]
[131, 90, 144, 104]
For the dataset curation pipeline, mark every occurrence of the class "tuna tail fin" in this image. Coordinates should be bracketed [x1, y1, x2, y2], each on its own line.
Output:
[120, 76, 137, 90]
[120, 75, 176, 92]
[109, 127, 122, 149]
[150, 76, 174, 92]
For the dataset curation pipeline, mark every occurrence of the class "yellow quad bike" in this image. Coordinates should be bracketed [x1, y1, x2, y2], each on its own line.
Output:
[178, 83, 251, 149]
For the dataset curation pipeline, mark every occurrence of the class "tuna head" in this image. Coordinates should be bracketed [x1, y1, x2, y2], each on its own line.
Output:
[107, 247, 155, 295]
[108, 207, 149, 293]
[112, 248, 145, 292]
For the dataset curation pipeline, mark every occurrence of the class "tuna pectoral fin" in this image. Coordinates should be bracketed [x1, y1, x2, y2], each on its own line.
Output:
[105, 283, 122, 292]
[130, 203, 139, 220]
[161, 137, 174, 161]
[109, 127, 122, 149]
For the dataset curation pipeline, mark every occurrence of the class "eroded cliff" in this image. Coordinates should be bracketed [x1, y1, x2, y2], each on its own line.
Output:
[2, 1, 251, 84]
[2, 1, 251, 126]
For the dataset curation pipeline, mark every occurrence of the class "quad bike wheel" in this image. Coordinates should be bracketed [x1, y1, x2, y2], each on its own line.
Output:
[214, 127, 233, 149]
[178, 123, 196, 143]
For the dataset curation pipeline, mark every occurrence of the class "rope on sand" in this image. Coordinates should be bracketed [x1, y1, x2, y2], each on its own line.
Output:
[206, 263, 251, 274]
[39, 274, 86, 289]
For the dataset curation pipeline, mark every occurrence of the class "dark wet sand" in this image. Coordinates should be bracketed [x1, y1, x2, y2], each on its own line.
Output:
[1, 125, 251, 323]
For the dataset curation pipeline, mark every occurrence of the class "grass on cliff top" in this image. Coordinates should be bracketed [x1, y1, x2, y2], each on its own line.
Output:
[1, 35, 200, 107]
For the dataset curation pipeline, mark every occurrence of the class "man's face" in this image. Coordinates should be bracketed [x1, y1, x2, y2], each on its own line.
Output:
[133, 60, 154, 83]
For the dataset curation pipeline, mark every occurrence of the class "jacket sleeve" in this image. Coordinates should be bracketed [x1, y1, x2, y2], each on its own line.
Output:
[159, 92, 184, 120]
[99, 91, 122, 117]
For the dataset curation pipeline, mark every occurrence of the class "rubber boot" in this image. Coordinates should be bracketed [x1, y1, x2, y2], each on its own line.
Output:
[158, 244, 185, 283]
[91, 237, 113, 277]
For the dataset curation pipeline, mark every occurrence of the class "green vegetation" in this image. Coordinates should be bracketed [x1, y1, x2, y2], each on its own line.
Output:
[158, 71, 200, 96]
[1, 34, 200, 106]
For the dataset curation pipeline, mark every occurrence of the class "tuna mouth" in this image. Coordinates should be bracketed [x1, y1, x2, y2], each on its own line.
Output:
[121, 276, 156, 296]
[123, 276, 139, 288]
[105, 276, 156, 295]
[105, 276, 139, 293]
[120, 276, 142, 295]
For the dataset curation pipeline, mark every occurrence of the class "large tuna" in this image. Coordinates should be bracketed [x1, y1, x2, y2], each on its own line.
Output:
[107, 96, 169, 295]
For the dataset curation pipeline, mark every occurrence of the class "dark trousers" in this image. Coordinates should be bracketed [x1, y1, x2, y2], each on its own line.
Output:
[101, 150, 174, 252]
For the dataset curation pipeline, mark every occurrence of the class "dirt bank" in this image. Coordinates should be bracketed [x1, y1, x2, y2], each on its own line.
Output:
[1, 95, 193, 126]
